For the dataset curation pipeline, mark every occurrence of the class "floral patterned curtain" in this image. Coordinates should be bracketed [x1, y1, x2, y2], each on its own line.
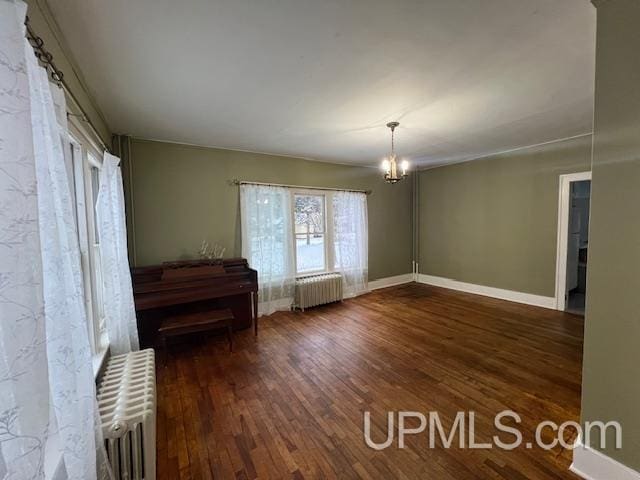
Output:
[333, 191, 368, 298]
[0, 1, 110, 478]
[240, 184, 296, 315]
[96, 153, 140, 355]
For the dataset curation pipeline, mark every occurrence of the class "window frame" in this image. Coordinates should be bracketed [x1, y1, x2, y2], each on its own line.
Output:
[290, 189, 336, 277]
[66, 120, 108, 366]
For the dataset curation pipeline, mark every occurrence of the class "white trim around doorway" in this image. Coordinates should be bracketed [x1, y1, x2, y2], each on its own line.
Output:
[554, 171, 592, 311]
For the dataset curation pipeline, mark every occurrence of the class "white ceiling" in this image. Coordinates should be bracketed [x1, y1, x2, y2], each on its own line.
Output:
[48, 0, 596, 167]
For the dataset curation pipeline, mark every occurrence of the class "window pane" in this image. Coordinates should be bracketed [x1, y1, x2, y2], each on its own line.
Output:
[296, 234, 325, 273]
[294, 194, 326, 273]
[248, 189, 288, 279]
[89, 163, 100, 243]
[87, 162, 105, 342]
[69, 143, 82, 243]
[92, 243, 105, 322]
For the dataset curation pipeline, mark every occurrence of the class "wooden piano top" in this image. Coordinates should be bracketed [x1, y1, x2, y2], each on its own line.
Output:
[132, 258, 257, 311]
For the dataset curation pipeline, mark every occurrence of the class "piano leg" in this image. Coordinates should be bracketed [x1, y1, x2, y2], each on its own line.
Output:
[252, 291, 258, 336]
[227, 322, 233, 352]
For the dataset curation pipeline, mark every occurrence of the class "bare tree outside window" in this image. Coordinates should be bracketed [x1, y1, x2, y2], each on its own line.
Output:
[294, 194, 326, 273]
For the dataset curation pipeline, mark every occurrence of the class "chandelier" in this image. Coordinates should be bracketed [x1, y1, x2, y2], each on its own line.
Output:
[381, 121, 409, 184]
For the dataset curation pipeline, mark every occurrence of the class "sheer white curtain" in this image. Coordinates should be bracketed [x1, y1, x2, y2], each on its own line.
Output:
[333, 191, 368, 297]
[0, 3, 50, 477]
[96, 152, 140, 355]
[0, 1, 110, 478]
[240, 184, 296, 316]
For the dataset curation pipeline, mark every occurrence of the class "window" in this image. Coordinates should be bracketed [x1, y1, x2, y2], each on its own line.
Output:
[245, 186, 291, 279]
[294, 194, 328, 274]
[65, 123, 107, 357]
[241, 185, 368, 309]
[87, 159, 105, 332]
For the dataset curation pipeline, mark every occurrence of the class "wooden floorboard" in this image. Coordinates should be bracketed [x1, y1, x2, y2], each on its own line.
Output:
[157, 283, 584, 479]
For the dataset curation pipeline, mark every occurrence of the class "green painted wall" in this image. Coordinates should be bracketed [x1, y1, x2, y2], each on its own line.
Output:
[127, 139, 413, 281]
[418, 135, 592, 297]
[581, 0, 640, 469]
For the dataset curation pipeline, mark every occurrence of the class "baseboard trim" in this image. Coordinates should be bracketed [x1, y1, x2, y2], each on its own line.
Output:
[258, 275, 415, 316]
[368, 274, 415, 291]
[416, 274, 556, 309]
[571, 440, 640, 480]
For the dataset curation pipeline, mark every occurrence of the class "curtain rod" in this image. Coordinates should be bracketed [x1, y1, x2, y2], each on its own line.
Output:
[24, 16, 111, 154]
[230, 179, 372, 195]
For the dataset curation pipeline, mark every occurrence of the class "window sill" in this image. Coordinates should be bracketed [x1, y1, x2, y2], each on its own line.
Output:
[92, 347, 108, 379]
[296, 270, 333, 279]
[92, 331, 110, 379]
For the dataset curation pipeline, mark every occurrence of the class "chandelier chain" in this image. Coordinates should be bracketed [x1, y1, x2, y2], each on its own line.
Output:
[391, 128, 394, 154]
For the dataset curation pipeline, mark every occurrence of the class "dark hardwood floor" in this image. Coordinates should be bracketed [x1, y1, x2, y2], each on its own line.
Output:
[156, 283, 584, 480]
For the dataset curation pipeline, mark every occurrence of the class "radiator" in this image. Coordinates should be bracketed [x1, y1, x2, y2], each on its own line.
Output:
[295, 273, 343, 311]
[97, 349, 156, 480]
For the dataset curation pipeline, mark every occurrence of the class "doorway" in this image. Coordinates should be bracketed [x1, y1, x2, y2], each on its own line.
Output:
[555, 172, 592, 314]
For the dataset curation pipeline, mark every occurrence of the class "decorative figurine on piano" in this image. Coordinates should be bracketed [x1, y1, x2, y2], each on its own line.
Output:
[160, 241, 227, 280]
[198, 240, 225, 263]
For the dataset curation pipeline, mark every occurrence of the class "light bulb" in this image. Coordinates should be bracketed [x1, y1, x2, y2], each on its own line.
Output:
[381, 159, 390, 172]
[401, 159, 409, 174]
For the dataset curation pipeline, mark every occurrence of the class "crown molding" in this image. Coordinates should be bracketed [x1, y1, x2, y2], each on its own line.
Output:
[591, 0, 612, 8]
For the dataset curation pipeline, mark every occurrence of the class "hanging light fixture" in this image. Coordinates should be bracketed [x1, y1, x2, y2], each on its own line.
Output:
[381, 121, 409, 184]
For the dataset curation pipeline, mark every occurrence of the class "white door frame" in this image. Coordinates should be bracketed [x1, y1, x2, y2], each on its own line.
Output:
[554, 171, 592, 310]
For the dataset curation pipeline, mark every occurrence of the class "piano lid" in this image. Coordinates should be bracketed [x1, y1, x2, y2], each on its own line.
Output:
[131, 258, 257, 311]
[132, 258, 253, 285]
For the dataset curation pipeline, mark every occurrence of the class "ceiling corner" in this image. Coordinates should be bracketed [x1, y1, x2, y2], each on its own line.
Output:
[590, 0, 611, 8]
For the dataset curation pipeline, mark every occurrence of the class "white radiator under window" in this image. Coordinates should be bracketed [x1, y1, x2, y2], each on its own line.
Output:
[295, 273, 343, 311]
[97, 349, 156, 480]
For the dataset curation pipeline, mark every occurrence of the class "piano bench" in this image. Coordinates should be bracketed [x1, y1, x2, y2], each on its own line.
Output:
[158, 308, 234, 353]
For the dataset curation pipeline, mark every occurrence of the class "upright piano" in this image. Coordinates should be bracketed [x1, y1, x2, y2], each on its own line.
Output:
[132, 258, 258, 347]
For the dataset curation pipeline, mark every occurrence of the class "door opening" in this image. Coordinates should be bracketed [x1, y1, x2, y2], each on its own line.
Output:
[555, 172, 592, 314]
